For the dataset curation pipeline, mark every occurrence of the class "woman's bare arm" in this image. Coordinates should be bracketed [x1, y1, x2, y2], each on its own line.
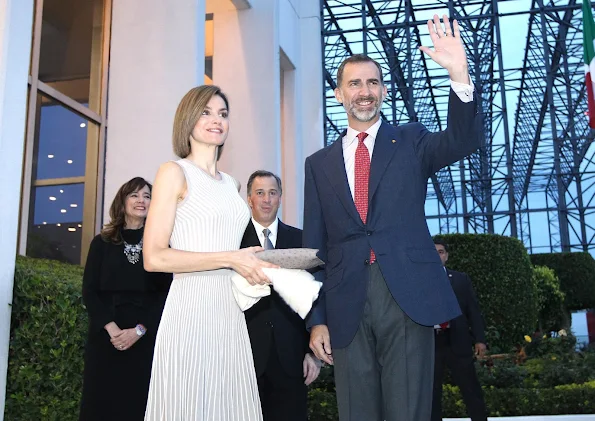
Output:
[143, 162, 275, 284]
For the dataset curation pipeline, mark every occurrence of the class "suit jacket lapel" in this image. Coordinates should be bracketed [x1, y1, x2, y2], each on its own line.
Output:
[368, 122, 401, 203]
[243, 221, 261, 248]
[322, 137, 363, 226]
[276, 221, 289, 249]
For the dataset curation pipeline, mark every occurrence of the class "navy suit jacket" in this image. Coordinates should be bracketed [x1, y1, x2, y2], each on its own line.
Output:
[303, 89, 481, 349]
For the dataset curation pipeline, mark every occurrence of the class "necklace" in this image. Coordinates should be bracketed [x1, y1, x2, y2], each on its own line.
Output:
[123, 238, 143, 264]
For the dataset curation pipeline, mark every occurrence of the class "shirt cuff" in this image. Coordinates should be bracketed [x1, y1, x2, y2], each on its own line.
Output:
[450, 78, 474, 103]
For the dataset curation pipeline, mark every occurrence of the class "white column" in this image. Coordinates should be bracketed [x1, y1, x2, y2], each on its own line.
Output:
[213, 0, 282, 199]
[214, 0, 323, 228]
[277, 0, 324, 227]
[104, 0, 206, 219]
[292, 0, 324, 228]
[0, 0, 34, 417]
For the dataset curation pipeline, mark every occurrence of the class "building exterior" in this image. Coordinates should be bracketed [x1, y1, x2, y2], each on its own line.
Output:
[0, 0, 323, 415]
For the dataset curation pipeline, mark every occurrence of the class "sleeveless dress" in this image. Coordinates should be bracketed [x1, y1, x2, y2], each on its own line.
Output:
[144, 159, 262, 421]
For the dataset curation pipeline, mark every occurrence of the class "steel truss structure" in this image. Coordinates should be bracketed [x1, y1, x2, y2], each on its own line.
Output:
[322, 0, 595, 253]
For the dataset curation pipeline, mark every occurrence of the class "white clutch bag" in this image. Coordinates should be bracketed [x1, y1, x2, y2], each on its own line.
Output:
[231, 268, 322, 318]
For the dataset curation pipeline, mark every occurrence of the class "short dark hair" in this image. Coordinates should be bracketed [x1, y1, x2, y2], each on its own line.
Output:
[336, 54, 384, 87]
[433, 238, 449, 252]
[247, 170, 283, 196]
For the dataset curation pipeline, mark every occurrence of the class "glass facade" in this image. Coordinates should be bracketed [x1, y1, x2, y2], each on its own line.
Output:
[21, 0, 110, 265]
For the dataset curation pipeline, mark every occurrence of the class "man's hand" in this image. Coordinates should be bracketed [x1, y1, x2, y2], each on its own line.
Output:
[419, 14, 470, 84]
[303, 353, 322, 385]
[475, 342, 487, 358]
[310, 324, 333, 365]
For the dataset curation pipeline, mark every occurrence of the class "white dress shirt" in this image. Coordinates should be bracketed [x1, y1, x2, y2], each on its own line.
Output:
[342, 80, 475, 199]
[252, 217, 279, 249]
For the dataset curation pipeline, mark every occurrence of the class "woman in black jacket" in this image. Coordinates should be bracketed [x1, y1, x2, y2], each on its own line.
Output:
[79, 177, 171, 421]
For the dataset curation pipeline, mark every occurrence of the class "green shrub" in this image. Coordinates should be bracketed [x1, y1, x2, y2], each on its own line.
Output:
[524, 331, 577, 359]
[433, 234, 539, 352]
[530, 252, 595, 310]
[5, 256, 86, 421]
[533, 265, 566, 332]
[308, 381, 595, 418]
[476, 359, 527, 388]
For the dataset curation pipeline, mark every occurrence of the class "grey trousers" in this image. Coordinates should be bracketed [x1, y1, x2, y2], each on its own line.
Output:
[333, 263, 435, 421]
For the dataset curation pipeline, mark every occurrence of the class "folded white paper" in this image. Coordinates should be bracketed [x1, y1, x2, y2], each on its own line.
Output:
[231, 268, 322, 318]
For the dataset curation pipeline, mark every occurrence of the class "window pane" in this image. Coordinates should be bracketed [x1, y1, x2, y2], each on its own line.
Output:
[27, 184, 84, 265]
[38, 0, 104, 110]
[34, 95, 91, 180]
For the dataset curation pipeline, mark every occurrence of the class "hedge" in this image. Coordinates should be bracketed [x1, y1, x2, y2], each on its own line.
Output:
[530, 252, 595, 310]
[308, 381, 595, 420]
[308, 356, 595, 420]
[533, 265, 566, 333]
[433, 234, 539, 352]
[5, 256, 86, 421]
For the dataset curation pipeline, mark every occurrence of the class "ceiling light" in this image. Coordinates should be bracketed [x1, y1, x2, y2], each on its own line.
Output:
[67, 160, 73, 164]
[70, 204, 77, 208]
[80, 123, 86, 128]
[60, 209, 67, 213]
[42, 221, 47, 225]
[59, 189, 64, 193]
[57, 223, 61, 227]
[78, 224, 82, 228]
[47, 154, 54, 158]
[68, 227, 76, 232]
[49, 196, 56, 201]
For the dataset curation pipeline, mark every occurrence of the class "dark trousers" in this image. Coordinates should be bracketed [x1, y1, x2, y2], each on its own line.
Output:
[333, 263, 435, 421]
[431, 330, 487, 421]
[257, 338, 308, 421]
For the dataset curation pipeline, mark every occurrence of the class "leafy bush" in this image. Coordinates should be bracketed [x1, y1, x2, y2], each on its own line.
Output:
[309, 380, 595, 419]
[530, 252, 595, 310]
[433, 234, 538, 352]
[523, 331, 576, 359]
[472, 382, 595, 416]
[533, 265, 566, 332]
[5, 256, 86, 421]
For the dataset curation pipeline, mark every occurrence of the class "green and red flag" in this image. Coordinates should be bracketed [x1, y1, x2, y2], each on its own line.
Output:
[583, 0, 595, 128]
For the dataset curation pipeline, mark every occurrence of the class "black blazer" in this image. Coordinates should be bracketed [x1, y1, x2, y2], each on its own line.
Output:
[446, 269, 486, 356]
[304, 89, 480, 348]
[241, 220, 310, 378]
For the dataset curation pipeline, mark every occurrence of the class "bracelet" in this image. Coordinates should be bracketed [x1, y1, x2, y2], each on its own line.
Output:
[135, 324, 147, 337]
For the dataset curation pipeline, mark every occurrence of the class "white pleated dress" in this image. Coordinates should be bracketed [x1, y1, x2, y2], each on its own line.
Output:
[144, 159, 262, 421]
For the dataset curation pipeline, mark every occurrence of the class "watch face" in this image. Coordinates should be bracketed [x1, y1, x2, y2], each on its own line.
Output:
[135, 327, 143, 336]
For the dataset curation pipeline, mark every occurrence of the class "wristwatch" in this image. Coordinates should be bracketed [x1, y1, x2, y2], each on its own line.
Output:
[135, 324, 147, 337]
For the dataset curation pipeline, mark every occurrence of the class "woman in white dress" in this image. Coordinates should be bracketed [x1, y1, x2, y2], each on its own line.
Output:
[142, 85, 276, 420]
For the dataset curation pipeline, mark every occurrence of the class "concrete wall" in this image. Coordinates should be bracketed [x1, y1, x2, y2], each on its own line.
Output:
[0, 0, 35, 417]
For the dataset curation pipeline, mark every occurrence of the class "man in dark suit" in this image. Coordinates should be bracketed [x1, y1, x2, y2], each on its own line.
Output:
[432, 239, 487, 421]
[304, 15, 480, 421]
[241, 170, 321, 421]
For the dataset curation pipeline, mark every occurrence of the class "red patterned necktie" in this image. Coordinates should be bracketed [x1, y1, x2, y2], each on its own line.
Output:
[354, 132, 376, 263]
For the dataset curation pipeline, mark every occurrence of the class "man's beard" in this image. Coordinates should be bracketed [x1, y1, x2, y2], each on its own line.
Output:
[345, 96, 382, 122]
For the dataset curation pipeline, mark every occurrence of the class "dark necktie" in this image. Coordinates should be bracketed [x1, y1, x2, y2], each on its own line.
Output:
[354, 132, 376, 263]
[263, 228, 274, 250]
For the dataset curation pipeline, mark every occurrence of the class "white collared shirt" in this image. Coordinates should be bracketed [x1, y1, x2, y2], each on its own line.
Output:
[342, 80, 475, 200]
[251, 217, 279, 249]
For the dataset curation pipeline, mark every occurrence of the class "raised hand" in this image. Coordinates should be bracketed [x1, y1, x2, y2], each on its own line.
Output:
[419, 14, 470, 84]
